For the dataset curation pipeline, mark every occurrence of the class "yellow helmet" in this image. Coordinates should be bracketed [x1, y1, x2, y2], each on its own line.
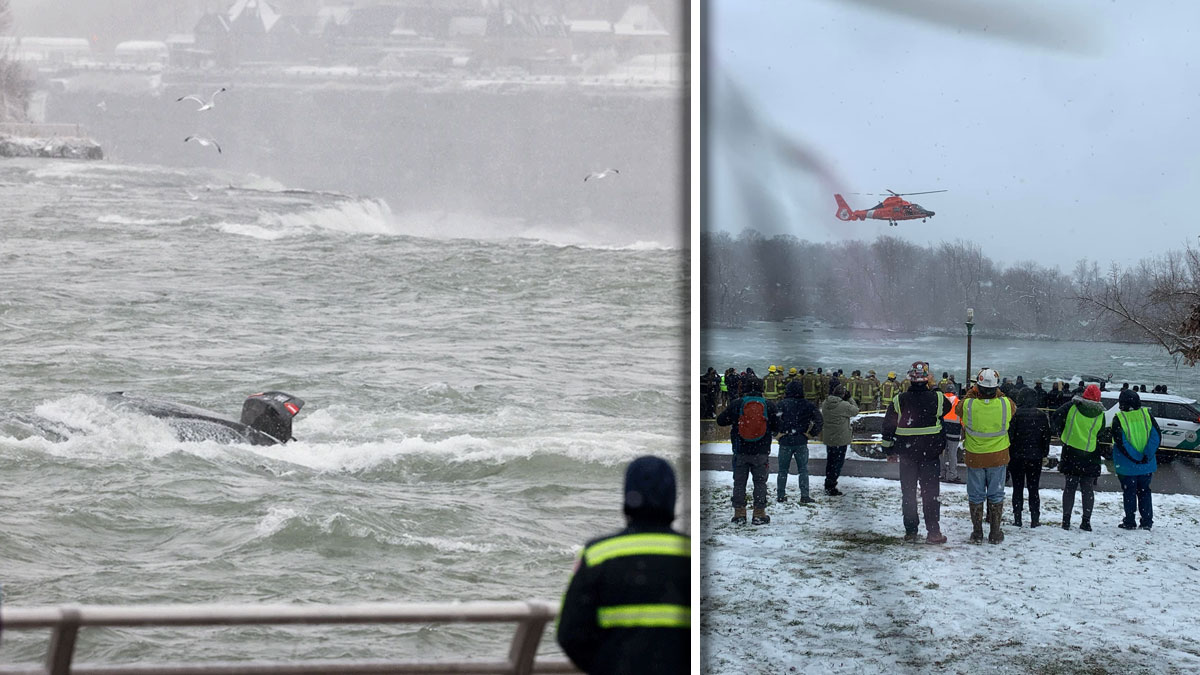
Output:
[768, 365, 777, 373]
[788, 367, 797, 375]
[887, 371, 897, 379]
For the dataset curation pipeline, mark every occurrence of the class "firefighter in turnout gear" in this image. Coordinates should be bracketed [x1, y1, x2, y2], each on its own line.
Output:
[556, 455, 689, 674]
[847, 371, 865, 407]
[763, 365, 785, 402]
[864, 370, 881, 409]
[802, 368, 822, 404]
[785, 367, 800, 389]
[881, 361, 952, 544]
[879, 372, 902, 407]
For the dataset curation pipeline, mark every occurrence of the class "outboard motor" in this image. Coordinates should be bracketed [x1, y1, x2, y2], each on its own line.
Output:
[241, 391, 304, 444]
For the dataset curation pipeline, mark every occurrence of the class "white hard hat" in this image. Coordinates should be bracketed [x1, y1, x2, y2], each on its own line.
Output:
[977, 368, 1000, 388]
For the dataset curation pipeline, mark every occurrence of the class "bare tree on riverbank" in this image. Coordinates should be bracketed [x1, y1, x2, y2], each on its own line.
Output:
[1077, 244, 1200, 364]
[0, 0, 32, 122]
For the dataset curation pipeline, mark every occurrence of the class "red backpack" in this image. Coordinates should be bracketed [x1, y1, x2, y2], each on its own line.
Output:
[737, 396, 769, 441]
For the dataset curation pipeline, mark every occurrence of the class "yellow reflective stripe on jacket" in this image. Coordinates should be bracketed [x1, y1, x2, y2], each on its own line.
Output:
[892, 391, 944, 435]
[597, 603, 690, 628]
[583, 533, 690, 567]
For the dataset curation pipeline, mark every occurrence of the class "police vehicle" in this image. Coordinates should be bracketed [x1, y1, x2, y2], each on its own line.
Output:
[1098, 390, 1200, 463]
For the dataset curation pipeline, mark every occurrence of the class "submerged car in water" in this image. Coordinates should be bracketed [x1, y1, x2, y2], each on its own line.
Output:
[106, 391, 305, 445]
[0, 391, 304, 446]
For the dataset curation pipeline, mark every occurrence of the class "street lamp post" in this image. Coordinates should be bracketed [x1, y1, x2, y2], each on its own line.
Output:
[965, 307, 975, 389]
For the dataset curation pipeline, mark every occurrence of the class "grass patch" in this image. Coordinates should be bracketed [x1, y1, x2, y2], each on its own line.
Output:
[820, 531, 906, 552]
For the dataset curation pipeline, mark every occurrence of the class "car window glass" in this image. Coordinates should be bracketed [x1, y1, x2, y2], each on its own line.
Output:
[1161, 403, 1197, 421]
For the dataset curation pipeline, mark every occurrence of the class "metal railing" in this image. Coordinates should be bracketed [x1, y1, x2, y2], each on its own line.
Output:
[0, 600, 579, 675]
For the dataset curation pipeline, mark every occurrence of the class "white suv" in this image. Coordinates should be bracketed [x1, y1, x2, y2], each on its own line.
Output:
[1098, 390, 1200, 463]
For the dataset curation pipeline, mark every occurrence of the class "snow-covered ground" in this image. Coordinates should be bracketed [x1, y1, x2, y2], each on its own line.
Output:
[701, 471, 1200, 674]
[701, 441, 1111, 474]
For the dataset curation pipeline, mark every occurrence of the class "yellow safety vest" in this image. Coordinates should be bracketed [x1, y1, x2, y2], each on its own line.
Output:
[963, 397, 1011, 453]
[1062, 405, 1103, 453]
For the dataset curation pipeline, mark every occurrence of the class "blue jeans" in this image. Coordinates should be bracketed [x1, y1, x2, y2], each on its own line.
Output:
[1118, 473, 1153, 528]
[967, 465, 1006, 504]
[777, 442, 810, 499]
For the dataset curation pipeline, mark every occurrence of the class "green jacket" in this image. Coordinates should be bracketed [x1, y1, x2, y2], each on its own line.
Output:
[820, 394, 860, 446]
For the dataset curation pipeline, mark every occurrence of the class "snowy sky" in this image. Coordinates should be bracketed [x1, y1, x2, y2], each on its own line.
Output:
[706, 0, 1200, 269]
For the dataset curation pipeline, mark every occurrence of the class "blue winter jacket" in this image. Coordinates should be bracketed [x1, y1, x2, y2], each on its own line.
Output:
[1111, 408, 1161, 476]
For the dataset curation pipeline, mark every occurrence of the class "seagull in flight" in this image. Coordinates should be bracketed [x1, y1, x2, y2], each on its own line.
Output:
[584, 168, 620, 182]
[177, 87, 226, 111]
[184, 135, 222, 154]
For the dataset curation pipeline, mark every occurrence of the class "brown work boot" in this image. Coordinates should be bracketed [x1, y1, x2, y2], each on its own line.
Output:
[752, 508, 771, 525]
[926, 526, 947, 545]
[969, 502, 984, 544]
[731, 507, 747, 525]
[987, 501, 1005, 544]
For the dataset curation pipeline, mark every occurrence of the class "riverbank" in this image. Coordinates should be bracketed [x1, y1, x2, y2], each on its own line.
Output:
[0, 125, 103, 159]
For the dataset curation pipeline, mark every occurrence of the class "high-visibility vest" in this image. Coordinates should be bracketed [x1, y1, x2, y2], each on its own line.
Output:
[880, 379, 900, 402]
[892, 391, 945, 436]
[1062, 405, 1103, 453]
[943, 393, 960, 423]
[963, 397, 1010, 454]
[1116, 408, 1152, 453]
[720, 375, 727, 392]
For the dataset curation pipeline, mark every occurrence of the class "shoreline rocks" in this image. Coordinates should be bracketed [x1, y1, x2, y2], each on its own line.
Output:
[0, 135, 104, 159]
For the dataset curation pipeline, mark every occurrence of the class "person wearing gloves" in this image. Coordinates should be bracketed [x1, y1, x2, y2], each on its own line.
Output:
[954, 368, 1014, 544]
[1051, 383, 1106, 531]
[1111, 388, 1161, 530]
[881, 361, 952, 544]
[1007, 388, 1051, 528]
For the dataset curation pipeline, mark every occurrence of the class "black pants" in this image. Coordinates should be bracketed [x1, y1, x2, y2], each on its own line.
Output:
[825, 445, 848, 490]
[1063, 474, 1096, 523]
[701, 393, 716, 419]
[1009, 457, 1042, 516]
[899, 456, 941, 534]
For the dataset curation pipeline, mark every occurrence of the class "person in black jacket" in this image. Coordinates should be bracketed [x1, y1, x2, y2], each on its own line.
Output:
[1008, 388, 1051, 527]
[775, 380, 823, 503]
[716, 375, 779, 525]
[700, 367, 719, 419]
[881, 362, 952, 544]
[556, 455, 689, 674]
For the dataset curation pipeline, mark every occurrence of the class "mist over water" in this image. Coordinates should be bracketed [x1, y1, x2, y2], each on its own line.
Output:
[0, 159, 689, 663]
[704, 323, 1200, 397]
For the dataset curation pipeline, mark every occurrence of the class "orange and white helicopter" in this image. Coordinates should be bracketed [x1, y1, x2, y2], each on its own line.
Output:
[834, 190, 946, 227]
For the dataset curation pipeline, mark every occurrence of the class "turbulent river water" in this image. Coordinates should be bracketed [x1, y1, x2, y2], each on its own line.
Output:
[703, 321, 1200, 398]
[0, 158, 689, 664]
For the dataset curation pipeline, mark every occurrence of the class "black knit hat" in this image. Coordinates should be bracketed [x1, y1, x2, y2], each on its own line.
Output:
[624, 456, 677, 525]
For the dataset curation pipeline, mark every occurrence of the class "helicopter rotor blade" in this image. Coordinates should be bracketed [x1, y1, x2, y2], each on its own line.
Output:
[891, 189, 948, 196]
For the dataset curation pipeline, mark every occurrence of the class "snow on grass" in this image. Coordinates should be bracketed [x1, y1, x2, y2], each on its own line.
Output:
[701, 471, 1200, 674]
[701, 441, 1112, 474]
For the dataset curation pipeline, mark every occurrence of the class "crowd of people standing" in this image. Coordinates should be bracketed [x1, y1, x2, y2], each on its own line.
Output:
[710, 362, 1163, 544]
